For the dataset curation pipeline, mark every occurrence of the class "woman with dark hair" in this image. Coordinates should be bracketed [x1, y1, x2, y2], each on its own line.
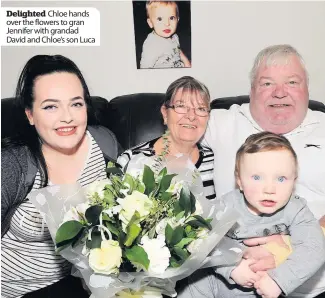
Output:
[1, 55, 119, 298]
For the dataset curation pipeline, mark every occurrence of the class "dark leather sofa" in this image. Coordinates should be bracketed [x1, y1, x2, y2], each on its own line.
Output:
[2, 94, 325, 151]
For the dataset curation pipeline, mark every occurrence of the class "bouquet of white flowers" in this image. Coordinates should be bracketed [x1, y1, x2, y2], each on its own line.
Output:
[29, 154, 240, 298]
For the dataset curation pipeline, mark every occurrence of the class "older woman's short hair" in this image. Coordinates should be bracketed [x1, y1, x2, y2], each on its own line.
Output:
[163, 76, 211, 108]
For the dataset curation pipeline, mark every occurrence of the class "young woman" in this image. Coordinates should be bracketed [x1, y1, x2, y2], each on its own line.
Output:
[1, 55, 119, 298]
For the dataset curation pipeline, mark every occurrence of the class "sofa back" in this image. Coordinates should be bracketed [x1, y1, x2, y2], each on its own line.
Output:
[106, 93, 165, 150]
[2, 94, 325, 150]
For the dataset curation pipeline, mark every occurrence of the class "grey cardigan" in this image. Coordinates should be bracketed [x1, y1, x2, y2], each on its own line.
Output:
[1, 125, 120, 237]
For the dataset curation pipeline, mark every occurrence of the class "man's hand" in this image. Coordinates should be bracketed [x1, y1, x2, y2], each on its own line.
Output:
[243, 245, 274, 260]
[254, 271, 282, 298]
[230, 259, 261, 288]
[243, 235, 291, 271]
[249, 255, 276, 273]
[243, 245, 276, 272]
[244, 235, 289, 250]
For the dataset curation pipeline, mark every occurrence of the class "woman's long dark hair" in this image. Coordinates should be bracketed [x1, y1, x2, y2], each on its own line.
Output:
[2, 54, 97, 186]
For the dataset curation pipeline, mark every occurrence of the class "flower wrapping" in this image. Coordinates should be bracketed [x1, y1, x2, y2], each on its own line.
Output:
[28, 154, 241, 298]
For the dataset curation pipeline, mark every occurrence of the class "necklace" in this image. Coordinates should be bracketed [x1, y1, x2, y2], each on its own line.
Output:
[156, 129, 200, 182]
[161, 129, 196, 158]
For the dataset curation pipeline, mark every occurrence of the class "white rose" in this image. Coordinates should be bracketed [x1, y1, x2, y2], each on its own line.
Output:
[141, 235, 171, 275]
[85, 179, 111, 199]
[89, 240, 122, 275]
[117, 191, 153, 227]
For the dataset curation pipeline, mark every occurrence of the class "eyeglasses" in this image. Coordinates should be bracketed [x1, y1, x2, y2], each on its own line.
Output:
[166, 104, 210, 117]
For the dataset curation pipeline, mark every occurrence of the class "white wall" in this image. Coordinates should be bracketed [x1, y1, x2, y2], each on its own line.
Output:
[2, 1, 325, 103]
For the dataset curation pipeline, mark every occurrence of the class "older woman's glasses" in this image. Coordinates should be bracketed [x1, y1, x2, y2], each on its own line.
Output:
[166, 104, 210, 117]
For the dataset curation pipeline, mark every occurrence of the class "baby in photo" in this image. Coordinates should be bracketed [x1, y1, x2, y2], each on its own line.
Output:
[140, 1, 191, 69]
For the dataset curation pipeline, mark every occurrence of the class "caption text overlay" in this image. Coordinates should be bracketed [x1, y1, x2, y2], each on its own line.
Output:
[1, 7, 100, 46]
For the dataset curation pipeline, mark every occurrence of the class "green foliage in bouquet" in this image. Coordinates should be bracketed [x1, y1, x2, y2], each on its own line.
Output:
[55, 161, 212, 275]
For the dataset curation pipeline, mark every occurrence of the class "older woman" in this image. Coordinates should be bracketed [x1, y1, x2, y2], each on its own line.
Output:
[1, 55, 119, 298]
[117, 76, 219, 298]
[118, 76, 215, 200]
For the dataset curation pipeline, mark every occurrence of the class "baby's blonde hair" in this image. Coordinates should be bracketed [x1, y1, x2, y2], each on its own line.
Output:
[146, 1, 179, 18]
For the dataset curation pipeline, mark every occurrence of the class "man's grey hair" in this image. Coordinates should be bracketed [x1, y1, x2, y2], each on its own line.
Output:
[250, 44, 309, 87]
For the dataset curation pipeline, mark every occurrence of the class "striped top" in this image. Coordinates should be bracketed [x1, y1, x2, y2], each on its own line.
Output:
[1, 131, 107, 298]
[117, 138, 216, 200]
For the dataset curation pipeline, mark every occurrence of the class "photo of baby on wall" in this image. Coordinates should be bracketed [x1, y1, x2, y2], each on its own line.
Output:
[133, 0, 191, 69]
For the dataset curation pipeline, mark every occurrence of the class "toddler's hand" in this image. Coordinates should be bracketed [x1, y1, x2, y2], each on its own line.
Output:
[230, 259, 261, 288]
[254, 272, 282, 298]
